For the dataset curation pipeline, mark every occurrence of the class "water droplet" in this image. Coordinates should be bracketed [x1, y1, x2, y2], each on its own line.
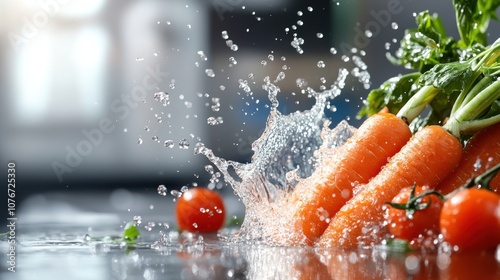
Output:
[205, 69, 215, 77]
[205, 165, 214, 174]
[144, 126, 150, 131]
[341, 189, 350, 199]
[157, 185, 167, 196]
[316, 33, 324, 39]
[317, 61, 326, 68]
[194, 142, 207, 155]
[275, 71, 286, 82]
[152, 135, 159, 142]
[261, 60, 267, 66]
[405, 255, 420, 274]
[133, 215, 142, 225]
[164, 140, 174, 148]
[197, 50, 208, 61]
[137, 137, 143, 145]
[268, 54, 274, 61]
[296, 78, 307, 88]
[297, 11, 303, 16]
[290, 37, 305, 53]
[473, 158, 482, 171]
[136, 57, 144, 62]
[238, 79, 252, 94]
[221, 30, 229, 39]
[330, 47, 337, 55]
[391, 22, 399, 30]
[365, 30, 373, 38]
[153, 92, 170, 106]
[123, 128, 128, 133]
[307, 6, 313, 12]
[211, 97, 221, 112]
[207, 116, 223, 125]
[179, 139, 190, 149]
[170, 190, 182, 198]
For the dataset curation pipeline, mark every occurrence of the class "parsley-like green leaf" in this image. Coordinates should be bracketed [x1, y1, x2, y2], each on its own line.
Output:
[388, 11, 459, 73]
[454, 0, 500, 47]
[123, 222, 140, 241]
[358, 72, 420, 118]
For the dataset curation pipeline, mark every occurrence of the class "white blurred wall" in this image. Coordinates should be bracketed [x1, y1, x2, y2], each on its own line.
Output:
[1, 0, 211, 185]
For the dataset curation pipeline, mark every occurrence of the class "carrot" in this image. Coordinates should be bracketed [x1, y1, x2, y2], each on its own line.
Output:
[290, 250, 331, 280]
[438, 122, 500, 194]
[287, 112, 412, 244]
[317, 125, 463, 248]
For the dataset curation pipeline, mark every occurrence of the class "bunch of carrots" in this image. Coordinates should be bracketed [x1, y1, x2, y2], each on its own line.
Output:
[284, 2, 500, 250]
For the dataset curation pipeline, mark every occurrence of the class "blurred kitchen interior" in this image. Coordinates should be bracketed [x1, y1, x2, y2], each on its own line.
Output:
[0, 1, 466, 212]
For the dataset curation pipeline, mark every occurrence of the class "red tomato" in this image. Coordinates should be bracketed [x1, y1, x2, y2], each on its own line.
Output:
[175, 188, 226, 233]
[440, 188, 500, 251]
[385, 185, 443, 243]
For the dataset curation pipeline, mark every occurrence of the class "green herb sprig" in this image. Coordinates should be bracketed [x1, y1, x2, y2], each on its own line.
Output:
[359, 1, 500, 136]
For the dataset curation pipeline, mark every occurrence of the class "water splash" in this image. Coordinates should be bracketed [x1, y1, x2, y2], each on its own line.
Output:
[196, 67, 357, 244]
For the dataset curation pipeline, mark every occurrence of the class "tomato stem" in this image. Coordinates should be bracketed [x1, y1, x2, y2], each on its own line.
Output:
[464, 162, 500, 190]
[385, 184, 445, 219]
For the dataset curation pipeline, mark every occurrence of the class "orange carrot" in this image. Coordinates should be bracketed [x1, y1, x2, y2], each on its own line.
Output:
[290, 250, 331, 280]
[288, 112, 412, 244]
[438, 122, 500, 194]
[317, 125, 463, 248]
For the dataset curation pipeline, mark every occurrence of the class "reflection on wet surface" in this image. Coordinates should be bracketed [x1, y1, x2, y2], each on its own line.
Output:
[2, 222, 499, 280]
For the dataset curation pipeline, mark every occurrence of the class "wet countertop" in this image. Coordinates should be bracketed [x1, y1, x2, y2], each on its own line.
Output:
[1, 191, 499, 280]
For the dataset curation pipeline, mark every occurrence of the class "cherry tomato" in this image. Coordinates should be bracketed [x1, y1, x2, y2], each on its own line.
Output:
[385, 185, 443, 243]
[440, 188, 500, 251]
[175, 187, 226, 233]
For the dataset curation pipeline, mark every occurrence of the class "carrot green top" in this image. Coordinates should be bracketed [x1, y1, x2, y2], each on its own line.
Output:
[358, 1, 500, 140]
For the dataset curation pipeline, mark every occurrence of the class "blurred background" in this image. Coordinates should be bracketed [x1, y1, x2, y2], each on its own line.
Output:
[0, 0, 477, 226]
